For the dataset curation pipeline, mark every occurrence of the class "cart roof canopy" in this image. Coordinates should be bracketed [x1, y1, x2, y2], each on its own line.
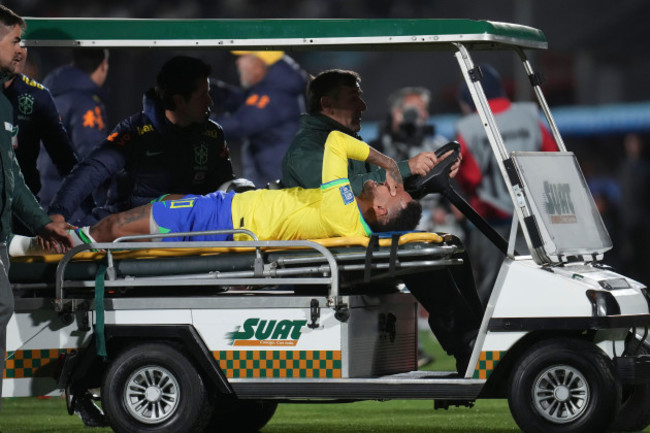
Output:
[23, 18, 547, 50]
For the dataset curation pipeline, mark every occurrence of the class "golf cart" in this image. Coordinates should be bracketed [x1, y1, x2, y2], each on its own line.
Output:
[6, 18, 650, 433]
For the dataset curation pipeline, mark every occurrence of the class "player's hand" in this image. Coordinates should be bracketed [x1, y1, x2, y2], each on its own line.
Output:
[384, 159, 403, 196]
[438, 149, 462, 179]
[36, 221, 73, 253]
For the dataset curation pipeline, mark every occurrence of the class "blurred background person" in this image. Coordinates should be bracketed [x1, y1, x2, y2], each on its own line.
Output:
[371, 86, 447, 162]
[618, 133, 650, 285]
[454, 64, 558, 306]
[370, 86, 459, 233]
[39, 48, 110, 219]
[210, 51, 307, 187]
[3, 45, 77, 234]
[371, 86, 466, 367]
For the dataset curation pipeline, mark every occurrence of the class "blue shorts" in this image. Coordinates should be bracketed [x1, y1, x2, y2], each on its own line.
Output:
[151, 191, 235, 242]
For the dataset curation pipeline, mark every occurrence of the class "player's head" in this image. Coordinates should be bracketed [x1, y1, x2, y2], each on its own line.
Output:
[358, 181, 422, 232]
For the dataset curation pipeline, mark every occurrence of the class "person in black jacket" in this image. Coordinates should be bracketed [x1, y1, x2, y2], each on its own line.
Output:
[4, 46, 77, 198]
[4, 45, 78, 235]
[48, 56, 236, 226]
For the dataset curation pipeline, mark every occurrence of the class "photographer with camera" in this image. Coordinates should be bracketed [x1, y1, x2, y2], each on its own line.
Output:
[370, 87, 447, 163]
[370, 87, 464, 368]
[370, 87, 460, 234]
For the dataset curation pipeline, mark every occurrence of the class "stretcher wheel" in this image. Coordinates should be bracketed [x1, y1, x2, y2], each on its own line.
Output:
[101, 342, 213, 433]
[508, 338, 620, 433]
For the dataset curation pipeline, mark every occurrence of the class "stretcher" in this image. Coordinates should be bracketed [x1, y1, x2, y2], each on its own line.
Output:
[10, 231, 464, 311]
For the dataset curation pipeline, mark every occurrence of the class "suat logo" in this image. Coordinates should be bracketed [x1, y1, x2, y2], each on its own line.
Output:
[228, 318, 308, 346]
[543, 181, 577, 224]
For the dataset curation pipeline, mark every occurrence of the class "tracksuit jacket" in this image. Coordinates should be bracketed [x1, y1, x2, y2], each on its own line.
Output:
[48, 90, 235, 224]
[280, 113, 412, 196]
[0, 74, 50, 242]
[4, 74, 77, 196]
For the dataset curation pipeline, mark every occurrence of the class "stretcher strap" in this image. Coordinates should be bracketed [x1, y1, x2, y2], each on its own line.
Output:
[94, 264, 108, 359]
[364, 235, 380, 283]
[388, 233, 400, 275]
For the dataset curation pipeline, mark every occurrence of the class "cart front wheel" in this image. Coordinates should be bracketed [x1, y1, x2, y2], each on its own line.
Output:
[508, 338, 620, 433]
[101, 342, 213, 433]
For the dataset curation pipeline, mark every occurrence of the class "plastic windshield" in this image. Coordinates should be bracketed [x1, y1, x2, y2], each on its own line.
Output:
[511, 152, 612, 263]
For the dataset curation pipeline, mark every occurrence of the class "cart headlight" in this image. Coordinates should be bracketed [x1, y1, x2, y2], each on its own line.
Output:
[586, 290, 620, 317]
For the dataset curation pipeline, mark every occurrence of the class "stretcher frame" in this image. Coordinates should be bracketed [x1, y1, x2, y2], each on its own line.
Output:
[11, 231, 463, 314]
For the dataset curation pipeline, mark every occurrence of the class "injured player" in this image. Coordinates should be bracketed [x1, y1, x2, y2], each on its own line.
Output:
[10, 130, 450, 255]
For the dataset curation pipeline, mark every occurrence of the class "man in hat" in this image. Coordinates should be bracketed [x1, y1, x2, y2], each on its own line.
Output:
[211, 51, 308, 188]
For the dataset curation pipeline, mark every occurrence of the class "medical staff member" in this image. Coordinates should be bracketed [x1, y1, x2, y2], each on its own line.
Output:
[0, 5, 72, 408]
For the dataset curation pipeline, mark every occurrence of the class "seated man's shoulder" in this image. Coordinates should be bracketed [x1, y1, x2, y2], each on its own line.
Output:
[105, 113, 154, 147]
[201, 119, 226, 142]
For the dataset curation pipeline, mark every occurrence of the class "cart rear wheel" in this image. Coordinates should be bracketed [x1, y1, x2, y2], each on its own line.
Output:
[101, 343, 213, 433]
[206, 399, 277, 433]
[508, 338, 620, 433]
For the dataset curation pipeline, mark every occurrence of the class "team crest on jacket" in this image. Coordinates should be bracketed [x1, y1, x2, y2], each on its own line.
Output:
[194, 143, 209, 165]
[17, 94, 34, 116]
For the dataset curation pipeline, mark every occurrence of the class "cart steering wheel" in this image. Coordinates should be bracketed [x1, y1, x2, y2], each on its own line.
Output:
[406, 141, 460, 198]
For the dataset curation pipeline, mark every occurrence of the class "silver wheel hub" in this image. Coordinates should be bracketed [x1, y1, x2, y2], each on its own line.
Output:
[532, 364, 589, 424]
[124, 365, 180, 424]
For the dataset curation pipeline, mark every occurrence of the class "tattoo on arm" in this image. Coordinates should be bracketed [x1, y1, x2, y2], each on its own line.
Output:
[116, 205, 151, 229]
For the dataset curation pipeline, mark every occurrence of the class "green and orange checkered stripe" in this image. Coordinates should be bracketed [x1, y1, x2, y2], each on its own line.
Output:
[4, 349, 75, 379]
[472, 351, 505, 379]
[214, 350, 342, 378]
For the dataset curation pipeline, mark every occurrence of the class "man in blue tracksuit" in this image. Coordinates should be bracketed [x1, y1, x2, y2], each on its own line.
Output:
[48, 56, 236, 226]
[210, 51, 307, 188]
[4, 46, 77, 200]
[39, 48, 110, 217]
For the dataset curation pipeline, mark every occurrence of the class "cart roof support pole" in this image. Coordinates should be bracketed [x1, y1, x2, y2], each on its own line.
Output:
[515, 47, 567, 152]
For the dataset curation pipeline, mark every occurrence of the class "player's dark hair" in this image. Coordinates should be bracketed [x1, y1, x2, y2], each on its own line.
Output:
[369, 200, 422, 233]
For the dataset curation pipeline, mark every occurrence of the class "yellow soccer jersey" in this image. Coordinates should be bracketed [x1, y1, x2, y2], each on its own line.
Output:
[231, 131, 372, 241]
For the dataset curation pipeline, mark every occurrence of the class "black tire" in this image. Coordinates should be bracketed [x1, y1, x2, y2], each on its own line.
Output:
[206, 399, 278, 433]
[508, 338, 621, 433]
[611, 341, 650, 432]
[101, 342, 213, 433]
